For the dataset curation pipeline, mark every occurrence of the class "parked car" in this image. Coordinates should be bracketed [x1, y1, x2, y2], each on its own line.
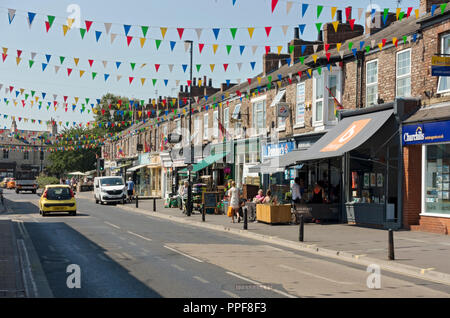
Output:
[6, 178, 16, 189]
[94, 176, 126, 205]
[0, 177, 11, 188]
[38, 185, 76, 216]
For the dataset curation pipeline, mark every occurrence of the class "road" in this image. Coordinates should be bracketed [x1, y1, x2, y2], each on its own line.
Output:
[2, 189, 450, 298]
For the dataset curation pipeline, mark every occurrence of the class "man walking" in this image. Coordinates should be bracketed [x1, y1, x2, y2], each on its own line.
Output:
[126, 177, 135, 203]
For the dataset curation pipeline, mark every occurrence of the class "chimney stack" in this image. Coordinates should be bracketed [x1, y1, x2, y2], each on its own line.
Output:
[204, 76, 207, 87]
[337, 10, 342, 23]
[294, 27, 299, 39]
[208, 78, 212, 87]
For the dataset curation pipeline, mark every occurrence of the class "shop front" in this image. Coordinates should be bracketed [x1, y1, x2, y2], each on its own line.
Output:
[292, 101, 417, 229]
[235, 138, 260, 189]
[128, 153, 162, 198]
[402, 103, 450, 234]
[160, 152, 173, 199]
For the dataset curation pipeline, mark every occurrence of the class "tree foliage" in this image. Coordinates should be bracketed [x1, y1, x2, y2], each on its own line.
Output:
[93, 93, 134, 135]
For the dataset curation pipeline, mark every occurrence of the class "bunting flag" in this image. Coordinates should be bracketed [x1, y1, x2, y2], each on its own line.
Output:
[27, 12, 36, 27]
[212, 28, 220, 40]
[8, 9, 16, 24]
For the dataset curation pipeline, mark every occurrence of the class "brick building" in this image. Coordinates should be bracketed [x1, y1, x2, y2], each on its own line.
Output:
[102, 0, 450, 233]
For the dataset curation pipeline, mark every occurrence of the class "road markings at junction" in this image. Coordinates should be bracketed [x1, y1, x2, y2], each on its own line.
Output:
[222, 290, 240, 298]
[278, 264, 354, 285]
[226, 271, 296, 298]
[171, 264, 186, 271]
[104, 221, 120, 229]
[193, 276, 210, 284]
[164, 245, 204, 263]
[127, 231, 152, 242]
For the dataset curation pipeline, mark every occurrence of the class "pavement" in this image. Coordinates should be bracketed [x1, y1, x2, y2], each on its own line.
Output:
[77, 192, 450, 285]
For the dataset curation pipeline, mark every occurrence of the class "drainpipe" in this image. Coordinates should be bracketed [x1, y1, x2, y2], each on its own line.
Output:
[355, 51, 365, 108]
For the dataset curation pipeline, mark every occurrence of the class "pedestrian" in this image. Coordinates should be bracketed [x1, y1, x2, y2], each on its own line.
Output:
[126, 177, 135, 202]
[253, 189, 265, 203]
[228, 181, 241, 223]
[263, 190, 277, 205]
[311, 182, 325, 204]
[179, 181, 189, 214]
[292, 177, 302, 204]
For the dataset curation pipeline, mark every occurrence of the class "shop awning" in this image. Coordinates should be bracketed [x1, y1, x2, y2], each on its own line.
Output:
[297, 109, 394, 162]
[179, 152, 228, 174]
[127, 164, 147, 172]
[248, 160, 285, 174]
[112, 163, 131, 170]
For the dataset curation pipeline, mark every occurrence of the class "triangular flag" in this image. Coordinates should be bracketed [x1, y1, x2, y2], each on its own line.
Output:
[80, 28, 86, 39]
[62, 25, 69, 36]
[27, 12, 36, 27]
[299, 24, 306, 35]
[317, 5, 323, 18]
[212, 28, 220, 40]
[331, 7, 337, 19]
[265, 26, 272, 37]
[286, 1, 293, 14]
[170, 41, 176, 51]
[95, 31, 102, 42]
[213, 44, 219, 54]
[177, 28, 185, 39]
[155, 39, 162, 50]
[281, 25, 289, 36]
[123, 25, 131, 36]
[301, 3, 309, 17]
[230, 28, 237, 39]
[195, 28, 203, 40]
[110, 33, 117, 44]
[226, 45, 232, 55]
[74, 58, 79, 66]
[8, 9, 16, 24]
[271, 0, 279, 12]
[247, 27, 255, 39]
[210, 64, 215, 72]
[126, 36, 133, 46]
[332, 21, 339, 32]
[140, 38, 146, 48]
[104, 23, 112, 35]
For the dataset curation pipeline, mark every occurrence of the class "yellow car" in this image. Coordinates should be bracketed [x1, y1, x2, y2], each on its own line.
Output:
[39, 185, 77, 216]
[0, 177, 10, 188]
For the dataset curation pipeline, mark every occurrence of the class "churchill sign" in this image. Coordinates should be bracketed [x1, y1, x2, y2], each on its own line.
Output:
[403, 120, 450, 145]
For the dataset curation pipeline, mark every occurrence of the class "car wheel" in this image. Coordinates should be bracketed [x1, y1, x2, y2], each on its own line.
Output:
[15, 190, 19, 194]
[71, 211, 77, 216]
[42, 211, 47, 217]
[39, 210, 42, 215]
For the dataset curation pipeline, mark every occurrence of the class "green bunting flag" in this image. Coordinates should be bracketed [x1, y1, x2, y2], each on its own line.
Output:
[315, 23, 322, 33]
[299, 56, 305, 64]
[141, 26, 149, 37]
[60, 56, 65, 64]
[29, 60, 34, 68]
[230, 28, 237, 39]
[317, 5, 323, 18]
[155, 39, 162, 50]
[80, 28, 86, 39]
[47, 15, 55, 28]
[196, 64, 201, 72]
[226, 45, 232, 55]
[130, 63, 136, 71]
[92, 72, 97, 80]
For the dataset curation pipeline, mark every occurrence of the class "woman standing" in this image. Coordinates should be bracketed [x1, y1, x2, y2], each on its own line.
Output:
[228, 181, 241, 223]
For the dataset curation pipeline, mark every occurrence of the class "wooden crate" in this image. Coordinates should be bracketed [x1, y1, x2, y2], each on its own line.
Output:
[256, 204, 291, 224]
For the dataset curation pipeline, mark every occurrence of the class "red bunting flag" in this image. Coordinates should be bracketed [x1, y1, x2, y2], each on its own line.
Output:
[345, 7, 352, 22]
[199, 43, 204, 54]
[326, 52, 331, 61]
[129, 77, 134, 84]
[177, 28, 185, 39]
[126, 36, 133, 46]
[223, 64, 229, 72]
[265, 26, 272, 37]
[187, 80, 192, 87]
[88, 59, 94, 67]
[324, 44, 330, 52]
[45, 21, 51, 33]
[64, 96, 68, 102]
[265, 46, 271, 54]
[247, 78, 252, 84]
[155, 64, 160, 72]
[381, 38, 386, 47]
[2, 54, 7, 62]
[349, 19, 355, 30]
[17, 50, 22, 58]
[67, 68, 73, 76]
[271, 0, 279, 13]
[85, 20, 93, 32]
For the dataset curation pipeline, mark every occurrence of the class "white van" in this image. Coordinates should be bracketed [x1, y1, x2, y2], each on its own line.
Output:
[94, 176, 127, 205]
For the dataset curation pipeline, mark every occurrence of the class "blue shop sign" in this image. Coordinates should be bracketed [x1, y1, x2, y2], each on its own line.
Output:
[403, 120, 450, 145]
[263, 141, 295, 158]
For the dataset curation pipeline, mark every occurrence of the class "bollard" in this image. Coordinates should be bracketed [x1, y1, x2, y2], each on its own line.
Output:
[135, 195, 138, 208]
[243, 207, 248, 230]
[202, 206, 205, 222]
[388, 229, 395, 260]
[153, 198, 156, 212]
[299, 215, 304, 242]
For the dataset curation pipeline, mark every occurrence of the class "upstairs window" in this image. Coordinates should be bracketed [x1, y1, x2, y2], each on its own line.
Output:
[313, 68, 341, 126]
[366, 60, 378, 106]
[396, 49, 411, 98]
[437, 34, 450, 94]
[252, 98, 266, 135]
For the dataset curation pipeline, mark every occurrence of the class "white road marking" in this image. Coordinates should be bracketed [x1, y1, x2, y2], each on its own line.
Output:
[164, 245, 203, 263]
[193, 276, 210, 284]
[278, 264, 354, 285]
[171, 264, 185, 271]
[127, 231, 152, 242]
[104, 221, 120, 229]
[128, 241, 137, 246]
[222, 290, 240, 298]
[17, 239, 38, 297]
[121, 252, 136, 261]
[226, 271, 296, 298]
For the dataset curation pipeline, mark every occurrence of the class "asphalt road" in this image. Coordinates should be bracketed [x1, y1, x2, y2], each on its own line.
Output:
[3, 189, 450, 298]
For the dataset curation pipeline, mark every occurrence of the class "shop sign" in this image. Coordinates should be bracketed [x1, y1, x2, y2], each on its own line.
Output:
[139, 153, 151, 165]
[277, 102, 290, 118]
[263, 141, 295, 158]
[403, 120, 450, 145]
[431, 56, 450, 76]
[320, 119, 371, 152]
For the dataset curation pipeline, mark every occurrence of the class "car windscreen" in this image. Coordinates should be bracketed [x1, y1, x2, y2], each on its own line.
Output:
[100, 178, 124, 186]
[46, 187, 72, 200]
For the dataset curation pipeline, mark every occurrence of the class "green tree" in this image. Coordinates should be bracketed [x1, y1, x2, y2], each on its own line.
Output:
[93, 93, 136, 135]
[46, 127, 101, 177]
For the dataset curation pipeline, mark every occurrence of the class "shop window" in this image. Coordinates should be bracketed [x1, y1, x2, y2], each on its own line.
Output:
[396, 49, 411, 98]
[424, 143, 450, 215]
[296, 82, 305, 127]
[3, 150, 8, 159]
[437, 34, 450, 94]
[366, 60, 378, 106]
[252, 99, 266, 135]
[24, 151, 29, 160]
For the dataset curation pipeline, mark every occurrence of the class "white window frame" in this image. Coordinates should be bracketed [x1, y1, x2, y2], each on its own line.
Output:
[233, 104, 242, 139]
[313, 68, 341, 128]
[437, 34, 450, 94]
[366, 59, 378, 106]
[251, 95, 267, 136]
[213, 110, 219, 138]
[223, 107, 229, 132]
[295, 82, 306, 128]
[203, 113, 209, 140]
[396, 48, 412, 98]
[421, 143, 450, 218]
[194, 116, 201, 145]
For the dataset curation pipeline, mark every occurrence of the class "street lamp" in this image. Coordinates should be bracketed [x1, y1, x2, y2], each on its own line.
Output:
[185, 40, 193, 217]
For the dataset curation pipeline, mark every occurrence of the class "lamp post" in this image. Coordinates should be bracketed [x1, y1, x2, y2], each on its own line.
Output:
[185, 40, 193, 217]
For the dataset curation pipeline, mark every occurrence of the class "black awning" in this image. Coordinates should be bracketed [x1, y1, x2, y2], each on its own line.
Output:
[298, 109, 394, 162]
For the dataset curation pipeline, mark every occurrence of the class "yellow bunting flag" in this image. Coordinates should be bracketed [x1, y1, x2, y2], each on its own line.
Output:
[277, 81, 282, 88]
[332, 21, 339, 33]
[63, 25, 69, 36]
[16, 57, 21, 65]
[247, 27, 255, 39]
[212, 44, 219, 54]
[210, 64, 215, 72]
[396, 8, 401, 20]
[414, 9, 420, 19]
[392, 37, 397, 46]
[307, 69, 312, 77]
[2, 47, 7, 55]
[336, 43, 341, 52]
[277, 46, 283, 55]
[67, 18, 75, 29]
[160, 27, 167, 38]
[79, 70, 85, 78]
[74, 58, 79, 66]
[20, 88, 24, 94]
[331, 7, 337, 20]
[140, 38, 146, 48]
[257, 77, 261, 84]
[312, 55, 318, 63]
[198, 79, 202, 87]
[74, 97, 79, 103]
[141, 78, 146, 86]
[378, 43, 383, 51]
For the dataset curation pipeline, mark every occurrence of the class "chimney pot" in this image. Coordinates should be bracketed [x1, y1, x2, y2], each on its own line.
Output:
[337, 10, 342, 23]
[294, 27, 299, 39]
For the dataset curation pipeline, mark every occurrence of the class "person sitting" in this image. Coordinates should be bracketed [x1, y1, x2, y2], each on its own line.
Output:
[253, 189, 265, 203]
[311, 182, 325, 204]
[263, 190, 277, 205]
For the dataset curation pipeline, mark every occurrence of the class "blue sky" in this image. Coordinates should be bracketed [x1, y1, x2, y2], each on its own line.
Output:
[0, 0, 420, 131]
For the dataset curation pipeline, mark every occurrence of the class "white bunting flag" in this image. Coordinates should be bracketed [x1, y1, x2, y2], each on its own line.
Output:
[104, 23, 112, 35]
[195, 28, 203, 40]
[252, 45, 258, 55]
[168, 64, 174, 73]
[102, 61, 108, 68]
[110, 33, 117, 44]
[286, 1, 293, 14]
[236, 62, 242, 71]
[54, 65, 60, 74]
[281, 25, 289, 37]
